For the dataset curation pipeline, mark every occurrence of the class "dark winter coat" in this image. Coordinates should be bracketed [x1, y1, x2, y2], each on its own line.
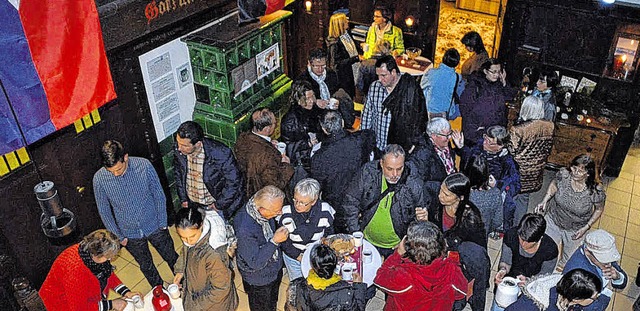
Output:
[327, 37, 359, 98]
[408, 135, 455, 210]
[459, 73, 517, 144]
[342, 161, 426, 238]
[309, 129, 375, 232]
[280, 104, 323, 167]
[174, 138, 244, 219]
[298, 69, 356, 129]
[293, 277, 367, 311]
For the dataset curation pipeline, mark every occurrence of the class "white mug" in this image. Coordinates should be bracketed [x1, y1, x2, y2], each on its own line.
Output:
[167, 284, 180, 299]
[341, 266, 353, 281]
[352, 231, 364, 247]
[132, 295, 144, 308]
[328, 98, 339, 110]
[282, 218, 296, 232]
[363, 249, 373, 264]
[276, 142, 286, 155]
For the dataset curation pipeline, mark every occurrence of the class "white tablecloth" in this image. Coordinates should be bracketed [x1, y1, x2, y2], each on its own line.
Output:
[301, 239, 382, 286]
[123, 289, 183, 311]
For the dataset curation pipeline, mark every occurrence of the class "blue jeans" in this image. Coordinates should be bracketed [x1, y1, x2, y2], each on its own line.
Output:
[283, 253, 303, 281]
[491, 299, 506, 311]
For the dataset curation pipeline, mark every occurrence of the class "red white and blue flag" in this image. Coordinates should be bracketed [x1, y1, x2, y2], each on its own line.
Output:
[0, 0, 116, 154]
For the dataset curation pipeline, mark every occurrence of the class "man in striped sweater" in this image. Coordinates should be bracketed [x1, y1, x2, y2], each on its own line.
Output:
[93, 140, 178, 287]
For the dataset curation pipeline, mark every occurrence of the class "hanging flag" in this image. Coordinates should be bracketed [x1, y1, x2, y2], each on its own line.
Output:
[0, 0, 116, 155]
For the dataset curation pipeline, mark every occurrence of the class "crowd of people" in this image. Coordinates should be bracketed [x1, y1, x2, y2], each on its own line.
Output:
[38, 6, 632, 311]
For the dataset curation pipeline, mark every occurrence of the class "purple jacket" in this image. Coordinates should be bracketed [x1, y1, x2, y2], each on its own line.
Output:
[459, 73, 517, 143]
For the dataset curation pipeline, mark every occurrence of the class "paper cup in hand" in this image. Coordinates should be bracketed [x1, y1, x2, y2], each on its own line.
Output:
[329, 98, 339, 110]
[132, 295, 144, 308]
[276, 142, 286, 155]
[352, 231, 364, 247]
[282, 218, 296, 232]
[361, 43, 369, 52]
[167, 284, 180, 299]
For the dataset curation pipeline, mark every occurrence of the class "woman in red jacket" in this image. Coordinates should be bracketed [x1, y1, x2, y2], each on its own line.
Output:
[374, 221, 468, 311]
[39, 229, 140, 311]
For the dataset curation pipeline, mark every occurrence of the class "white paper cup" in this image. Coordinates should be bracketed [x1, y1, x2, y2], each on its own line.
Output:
[363, 249, 373, 264]
[328, 98, 339, 110]
[352, 231, 364, 247]
[282, 218, 296, 232]
[341, 266, 353, 281]
[361, 43, 369, 52]
[132, 295, 144, 308]
[276, 142, 286, 154]
[167, 284, 180, 299]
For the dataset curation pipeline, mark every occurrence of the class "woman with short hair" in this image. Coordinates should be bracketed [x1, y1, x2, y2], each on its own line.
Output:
[173, 207, 238, 311]
[363, 6, 404, 59]
[278, 178, 335, 280]
[40, 229, 140, 311]
[374, 221, 467, 311]
[509, 95, 555, 225]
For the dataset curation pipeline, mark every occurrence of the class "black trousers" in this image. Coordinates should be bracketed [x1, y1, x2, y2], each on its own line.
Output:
[242, 269, 283, 311]
[125, 228, 178, 287]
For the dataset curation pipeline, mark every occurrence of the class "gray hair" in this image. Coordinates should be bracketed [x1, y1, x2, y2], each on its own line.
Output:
[254, 185, 286, 202]
[485, 125, 509, 146]
[519, 95, 545, 121]
[294, 178, 321, 200]
[320, 111, 343, 135]
[80, 229, 121, 258]
[426, 117, 451, 135]
[382, 144, 405, 161]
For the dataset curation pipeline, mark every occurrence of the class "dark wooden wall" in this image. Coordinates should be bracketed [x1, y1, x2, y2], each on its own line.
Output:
[0, 0, 236, 294]
[499, 0, 640, 175]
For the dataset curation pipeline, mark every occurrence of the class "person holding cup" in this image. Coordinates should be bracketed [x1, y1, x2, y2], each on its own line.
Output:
[39, 229, 141, 311]
[281, 80, 323, 168]
[277, 178, 335, 280]
[173, 207, 238, 311]
[293, 244, 367, 310]
[363, 6, 404, 59]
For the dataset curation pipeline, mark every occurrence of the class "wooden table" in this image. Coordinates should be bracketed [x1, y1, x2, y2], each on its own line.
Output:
[395, 56, 433, 76]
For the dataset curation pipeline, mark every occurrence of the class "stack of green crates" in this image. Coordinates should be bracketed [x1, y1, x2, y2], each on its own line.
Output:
[184, 10, 293, 124]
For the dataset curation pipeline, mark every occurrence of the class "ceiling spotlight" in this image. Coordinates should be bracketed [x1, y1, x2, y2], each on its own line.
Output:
[602, 0, 615, 4]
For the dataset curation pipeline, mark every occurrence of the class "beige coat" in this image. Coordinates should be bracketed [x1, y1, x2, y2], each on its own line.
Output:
[175, 230, 238, 311]
[508, 119, 555, 193]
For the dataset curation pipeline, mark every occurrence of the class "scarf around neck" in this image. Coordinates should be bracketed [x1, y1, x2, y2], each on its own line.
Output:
[246, 197, 279, 260]
[307, 67, 330, 100]
[78, 245, 113, 292]
[307, 269, 342, 290]
[373, 22, 392, 47]
[340, 33, 358, 58]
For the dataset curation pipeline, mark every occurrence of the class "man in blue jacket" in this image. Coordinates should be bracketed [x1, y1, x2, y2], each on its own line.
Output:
[174, 121, 244, 219]
[234, 185, 289, 311]
[564, 229, 627, 311]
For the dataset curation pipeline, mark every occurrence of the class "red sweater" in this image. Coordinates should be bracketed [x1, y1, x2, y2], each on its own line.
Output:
[374, 251, 468, 311]
[39, 244, 128, 311]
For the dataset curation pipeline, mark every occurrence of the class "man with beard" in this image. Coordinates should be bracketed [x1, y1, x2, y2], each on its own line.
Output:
[342, 144, 428, 257]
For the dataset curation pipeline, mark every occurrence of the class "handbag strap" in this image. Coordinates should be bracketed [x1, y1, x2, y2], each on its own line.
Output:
[447, 72, 460, 118]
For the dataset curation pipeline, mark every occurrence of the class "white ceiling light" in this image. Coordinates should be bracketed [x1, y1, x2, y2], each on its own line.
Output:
[602, 0, 615, 3]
